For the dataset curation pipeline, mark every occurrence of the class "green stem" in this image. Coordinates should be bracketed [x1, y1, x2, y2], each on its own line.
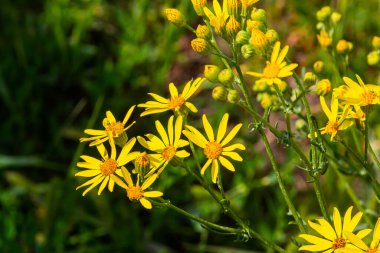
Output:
[369, 143, 380, 169]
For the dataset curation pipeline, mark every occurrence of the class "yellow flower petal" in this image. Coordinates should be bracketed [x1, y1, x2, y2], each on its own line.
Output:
[106, 111, 116, 124]
[308, 220, 335, 241]
[333, 207, 343, 237]
[108, 178, 115, 192]
[271, 41, 281, 64]
[83, 129, 106, 135]
[174, 116, 183, 146]
[299, 234, 332, 247]
[142, 174, 158, 190]
[140, 108, 170, 117]
[169, 82, 179, 97]
[77, 162, 100, 170]
[176, 150, 190, 158]
[155, 120, 170, 146]
[221, 123, 242, 146]
[201, 159, 212, 175]
[140, 198, 152, 209]
[222, 143, 246, 151]
[147, 93, 168, 103]
[211, 159, 219, 183]
[122, 105, 136, 125]
[121, 167, 133, 187]
[97, 176, 109, 195]
[218, 156, 235, 172]
[75, 170, 101, 177]
[299, 244, 332, 252]
[110, 174, 127, 189]
[222, 151, 243, 161]
[216, 113, 229, 142]
[168, 116, 174, 145]
[344, 231, 368, 251]
[117, 138, 136, 165]
[202, 114, 215, 142]
[144, 191, 163, 198]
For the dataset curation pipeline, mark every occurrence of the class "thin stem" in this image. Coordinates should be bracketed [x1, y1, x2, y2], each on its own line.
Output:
[369, 143, 380, 169]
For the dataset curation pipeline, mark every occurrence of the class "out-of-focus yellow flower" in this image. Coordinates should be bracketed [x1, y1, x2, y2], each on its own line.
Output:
[138, 78, 204, 117]
[241, 0, 259, 9]
[162, 8, 186, 27]
[303, 72, 317, 87]
[183, 114, 245, 183]
[335, 75, 380, 107]
[80, 106, 136, 146]
[203, 0, 229, 35]
[191, 0, 207, 16]
[121, 168, 163, 209]
[314, 61, 324, 73]
[75, 138, 138, 196]
[316, 6, 331, 21]
[137, 116, 189, 174]
[299, 206, 371, 252]
[336, 39, 353, 54]
[317, 31, 332, 48]
[367, 51, 380, 66]
[337, 218, 380, 253]
[319, 95, 353, 141]
[315, 79, 332, 96]
[372, 36, 380, 50]
[246, 41, 298, 85]
[346, 105, 366, 128]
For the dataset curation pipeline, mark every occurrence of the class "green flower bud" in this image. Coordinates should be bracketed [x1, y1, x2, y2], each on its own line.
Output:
[367, 51, 380, 66]
[265, 29, 279, 45]
[315, 79, 332, 96]
[204, 65, 221, 83]
[241, 44, 255, 59]
[330, 12, 341, 24]
[227, 89, 240, 104]
[247, 20, 266, 32]
[252, 79, 268, 92]
[313, 61, 324, 73]
[250, 8, 267, 22]
[218, 69, 235, 85]
[134, 152, 150, 178]
[196, 25, 210, 39]
[303, 72, 317, 87]
[212, 86, 228, 101]
[316, 6, 331, 22]
[295, 119, 306, 130]
[236, 30, 250, 45]
[250, 29, 269, 55]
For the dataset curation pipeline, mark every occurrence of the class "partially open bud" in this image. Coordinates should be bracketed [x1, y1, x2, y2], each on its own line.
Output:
[367, 51, 380, 66]
[316, 6, 331, 22]
[196, 24, 210, 39]
[265, 29, 279, 45]
[250, 29, 268, 55]
[135, 152, 150, 178]
[317, 31, 332, 48]
[250, 8, 267, 22]
[191, 0, 207, 16]
[162, 8, 186, 27]
[226, 16, 241, 37]
[241, 44, 255, 59]
[218, 69, 235, 85]
[212, 86, 228, 101]
[313, 61, 324, 73]
[330, 12, 341, 24]
[336, 39, 353, 54]
[315, 79, 331, 96]
[227, 89, 240, 104]
[191, 38, 209, 54]
[247, 20, 266, 32]
[236, 30, 250, 45]
[204, 65, 221, 83]
[227, 0, 239, 14]
[372, 36, 380, 50]
[303, 72, 317, 87]
[241, 0, 260, 10]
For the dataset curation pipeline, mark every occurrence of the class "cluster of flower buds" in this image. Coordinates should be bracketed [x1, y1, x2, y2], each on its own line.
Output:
[315, 6, 344, 50]
[252, 79, 287, 109]
[367, 36, 380, 66]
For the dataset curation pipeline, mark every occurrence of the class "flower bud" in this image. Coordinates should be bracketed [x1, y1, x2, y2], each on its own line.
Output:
[372, 36, 380, 50]
[367, 51, 379, 66]
[191, 0, 207, 16]
[191, 38, 209, 54]
[252, 79, 267, 92]
[303, 72, 317, 87]
[227, 89, 240, 104]
[265, 29, 279, 45]
[247, 20, 266, 32]
[236, 30, 250, 45]
[316, 22, 325, 30]
[241, 44, 255, 59]
[315, 79, 331, 96]
[336, 39, 352, 54]
[259, 93, 273, 109]
[313, 61, 324, 73]
[162, 8, 186, 27]
[330, 12, 341, 24]
[316, 6, 331, 22]
[317, 31, 332, 48]
[250, 29, 269, 55]
[276, 80, 287, 92]
[204, 65, 221, 83]
[295, 119, 306, 130]
[212, 86, 228, 101]
[226, 16, 241, 37]
[196, 24, 210, 39]
[135, 152, 150, 178]
[250, 8, 267, 22]
[218, 69, 235, 85]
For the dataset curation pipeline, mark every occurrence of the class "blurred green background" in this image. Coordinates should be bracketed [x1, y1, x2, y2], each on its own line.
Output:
[1, 0, 379, 252]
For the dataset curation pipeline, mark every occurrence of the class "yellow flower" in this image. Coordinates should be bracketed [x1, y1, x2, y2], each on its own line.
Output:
[337, 218, 380, 253]
[121, 167, 163, 209]
[203, 0, 229, 35]
[75, 138, 138, 196]
[80, 106, 136, 146]
[246, 41, 298, 85]
[317, 31, 332, 48]
[162, 8, 186, 27]
[241, 0, 259, 9]
[299, 206, 372, 252]
[319, 95, 353, 141]
[137, 116, 190, 175]
[183, 113, 245, 183]
[138, 78, 204, 117]
[335, 75, 380, 107]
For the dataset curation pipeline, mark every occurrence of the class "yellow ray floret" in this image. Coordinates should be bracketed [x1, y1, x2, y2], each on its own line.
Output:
[138, 78, 204, 117]
[299, 206, 372, 253]
[137, 116, 190, 175]
[80, 105, 136, 146]
[203, 0, 229, 34]
[183, 113, 245, 183]
[121, 167, 163, 209]
[246, 41, 298, 85]
[75, 138, 139, 196]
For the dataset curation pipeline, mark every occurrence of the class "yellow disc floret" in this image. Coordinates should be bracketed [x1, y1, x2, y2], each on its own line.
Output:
[100, 159, 118, 176]
[126, 186, 143, 200]
[162, 146, 177, 161]
[204, 141, 223, 159]
[263, 64, 280, 79]
[168, 96, 186, 110]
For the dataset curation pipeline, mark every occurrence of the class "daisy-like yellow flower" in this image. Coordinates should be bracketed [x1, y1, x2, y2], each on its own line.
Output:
[246, 41, 298, 85]
[138, 78, 204, 117]
[75, 138, 138, 196]
[319, 95, 353, 141]
[335, 75, 380, 107]
[183, 113, 245, 183]
[137, 116, 190, 174]
[80, 106, 136, 146]
[120, 167, 163, 209]
[299, 206, 372, 252]
[203, 0, 229, 35]
[337, 218, 380, 253]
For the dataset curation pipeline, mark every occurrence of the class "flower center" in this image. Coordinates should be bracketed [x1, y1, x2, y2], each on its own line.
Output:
[126, 186, 143, 200]
[361, 91, 376, 105]
[332, 237, 346, 249]
[367, 249, 377, 253]
[105, 121, 124, 136]
[100, 159, 118, 176]
[168, 96, 185, 110]
[162, 146, 177, 161]
[325, 121, 339, 135]
[204, 141, 223, 159]
[263, 63, 280, 79]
